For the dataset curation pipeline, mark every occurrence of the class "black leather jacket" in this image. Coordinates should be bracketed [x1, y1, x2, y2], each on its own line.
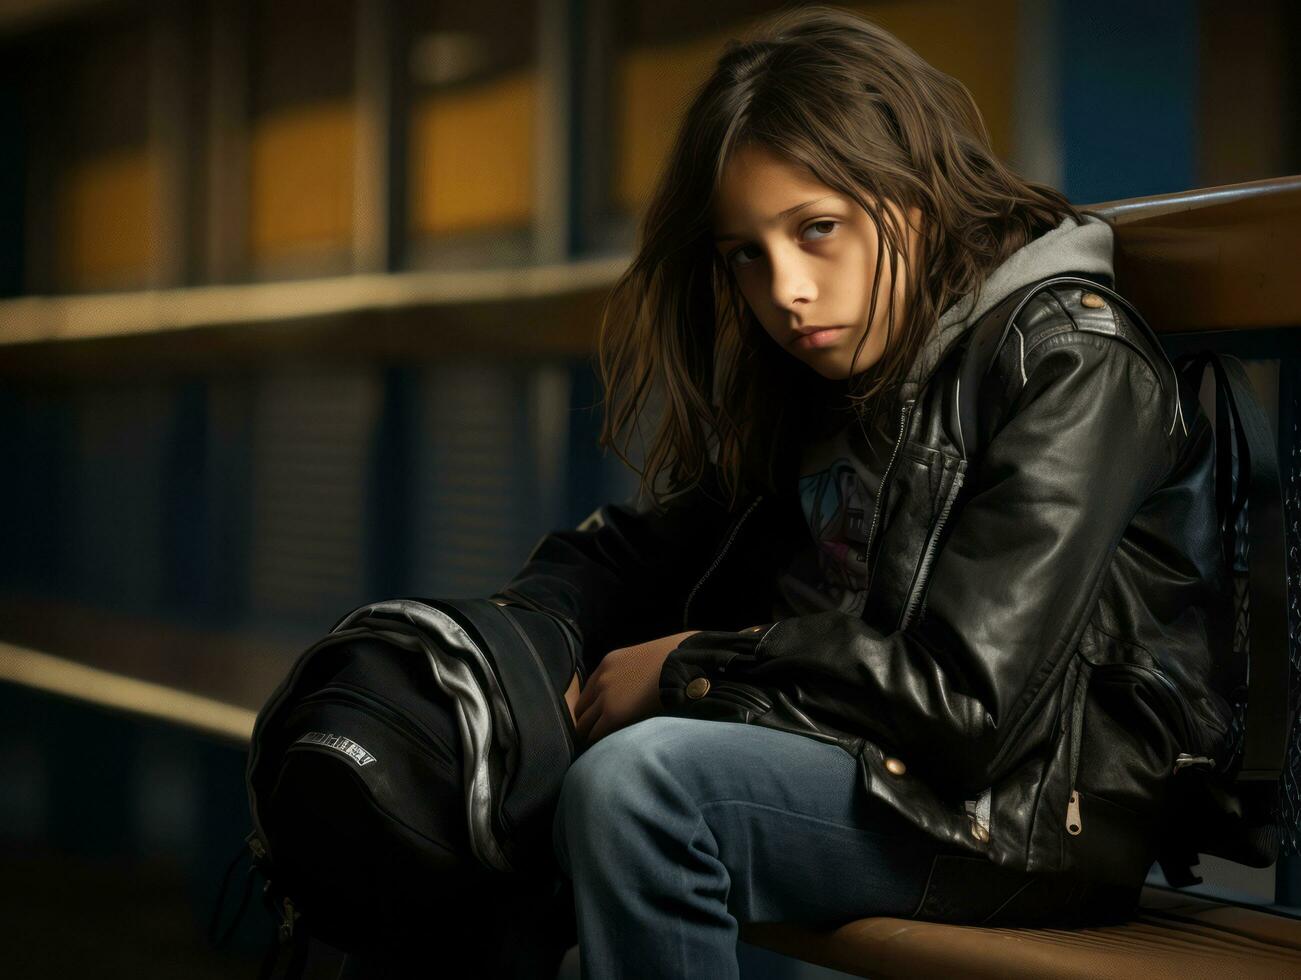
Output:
[495, 279, 1235, 892]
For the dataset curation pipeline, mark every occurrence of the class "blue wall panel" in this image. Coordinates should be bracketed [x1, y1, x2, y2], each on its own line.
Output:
[1059, 0, 1199, 203]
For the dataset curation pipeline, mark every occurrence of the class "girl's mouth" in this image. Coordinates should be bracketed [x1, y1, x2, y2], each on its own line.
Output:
[793, 326, 849, 350]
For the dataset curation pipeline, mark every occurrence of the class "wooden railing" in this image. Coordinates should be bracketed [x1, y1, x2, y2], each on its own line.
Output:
[1096, 174, 1301, 332]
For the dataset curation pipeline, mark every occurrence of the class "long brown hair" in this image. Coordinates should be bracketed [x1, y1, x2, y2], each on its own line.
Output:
[597, 4, 1085, 513]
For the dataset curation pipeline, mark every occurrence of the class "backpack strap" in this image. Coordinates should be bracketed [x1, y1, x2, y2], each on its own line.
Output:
[952, 279, 1044, 459]
[1173, 351, 1289, 782]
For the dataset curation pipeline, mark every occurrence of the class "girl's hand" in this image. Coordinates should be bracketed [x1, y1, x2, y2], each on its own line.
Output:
[574, 630, 701, 746]
[564, 670, 581, 727]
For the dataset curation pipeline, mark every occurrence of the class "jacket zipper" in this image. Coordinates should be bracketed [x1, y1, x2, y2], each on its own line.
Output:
[898, 466, 966, 631]
[1063, 659, 1091, 837]
[864, 400, 916, 589]
[681, 494, 765, 630]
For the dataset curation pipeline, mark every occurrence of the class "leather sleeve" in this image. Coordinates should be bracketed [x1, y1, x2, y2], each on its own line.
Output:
[660, 332, 1178, 791]
[492, 470, 732, 679]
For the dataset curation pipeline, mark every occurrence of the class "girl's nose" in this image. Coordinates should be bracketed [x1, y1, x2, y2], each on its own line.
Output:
[769, 252, 817, 312]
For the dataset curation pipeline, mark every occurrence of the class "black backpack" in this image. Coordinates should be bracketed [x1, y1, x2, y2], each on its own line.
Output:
[956, 274, 1290, 886]
[238, 595, 583, 976]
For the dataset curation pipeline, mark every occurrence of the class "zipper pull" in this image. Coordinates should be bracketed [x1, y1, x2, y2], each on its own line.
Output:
[1065, 789, 1083, 836]
[279, 896, 299, 942]
[246, 831, 267, 862]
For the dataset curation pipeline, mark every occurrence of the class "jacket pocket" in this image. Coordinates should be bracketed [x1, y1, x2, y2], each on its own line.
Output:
[1058, 652, 1189, 886]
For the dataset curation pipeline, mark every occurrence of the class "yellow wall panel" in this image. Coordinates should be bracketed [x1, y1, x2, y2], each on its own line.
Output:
[55, 149, 155, 291]
[409, 71, 536, 237]
[854, 0, 1018, 158]
[249, 101, 355, 257]
[614, 34, 721, 215]
[615, 0, 1019, 213]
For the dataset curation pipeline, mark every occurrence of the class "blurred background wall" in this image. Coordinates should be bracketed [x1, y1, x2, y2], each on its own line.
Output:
[0, 1, 1296, 976]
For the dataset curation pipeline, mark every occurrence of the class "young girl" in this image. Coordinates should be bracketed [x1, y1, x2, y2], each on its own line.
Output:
[498, 7, 1230, 977]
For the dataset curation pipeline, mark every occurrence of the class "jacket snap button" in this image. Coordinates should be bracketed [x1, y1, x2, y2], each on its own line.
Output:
[970, 820, 990, 843]
[1080, 292, 1107, 309]
[686, 677, 711, 700]
[884, 757, 907, 776]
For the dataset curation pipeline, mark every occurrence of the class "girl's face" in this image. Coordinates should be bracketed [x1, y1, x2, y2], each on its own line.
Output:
[712, 143, 921, 380]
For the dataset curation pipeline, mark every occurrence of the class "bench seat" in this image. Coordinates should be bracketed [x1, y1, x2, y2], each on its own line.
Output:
[739, 886, 1301, 979]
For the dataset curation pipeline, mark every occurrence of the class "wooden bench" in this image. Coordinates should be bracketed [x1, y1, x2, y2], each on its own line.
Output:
[742, 886, 1301, 978]
[740, 175, 1301, 977]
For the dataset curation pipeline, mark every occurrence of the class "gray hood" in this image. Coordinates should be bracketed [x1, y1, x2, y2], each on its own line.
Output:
[900, 214, 1114, 402]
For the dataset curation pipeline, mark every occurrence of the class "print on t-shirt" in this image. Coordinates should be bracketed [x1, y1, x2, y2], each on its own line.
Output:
[795, 457, 870, 615]
[771, 413, 894, 619]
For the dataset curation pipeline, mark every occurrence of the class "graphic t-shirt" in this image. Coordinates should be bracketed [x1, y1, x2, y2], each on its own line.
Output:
[770, 411, 896, 620]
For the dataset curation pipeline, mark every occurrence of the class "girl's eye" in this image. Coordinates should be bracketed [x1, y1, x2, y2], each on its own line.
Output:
[727, 220, 838, 269]
[802, 219, 838, 241]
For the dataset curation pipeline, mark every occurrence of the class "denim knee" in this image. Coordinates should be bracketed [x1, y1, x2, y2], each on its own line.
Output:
[552, 716, 691, 874]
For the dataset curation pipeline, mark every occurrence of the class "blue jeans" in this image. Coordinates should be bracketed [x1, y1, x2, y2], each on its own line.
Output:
[552, 716, 948, 979]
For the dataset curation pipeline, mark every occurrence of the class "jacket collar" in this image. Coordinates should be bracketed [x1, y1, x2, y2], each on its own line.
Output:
[899, 215, 1116, 403]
